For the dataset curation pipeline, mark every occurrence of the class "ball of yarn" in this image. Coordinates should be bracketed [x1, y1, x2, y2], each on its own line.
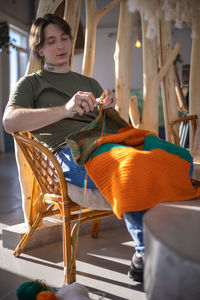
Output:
[36, 291, 58, 300]
[17, 281, 49, 300]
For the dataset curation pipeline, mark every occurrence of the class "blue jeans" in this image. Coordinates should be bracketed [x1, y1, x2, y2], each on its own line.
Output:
[56, 147, 146, 253]
[55, 147, 97, 189]
[123, 210, 147, 254]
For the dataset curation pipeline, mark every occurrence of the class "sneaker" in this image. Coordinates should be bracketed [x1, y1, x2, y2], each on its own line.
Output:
[128, 252, 144, 283]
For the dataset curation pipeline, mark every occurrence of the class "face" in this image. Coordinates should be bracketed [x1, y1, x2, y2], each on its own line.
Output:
[38, 23, 72, 71]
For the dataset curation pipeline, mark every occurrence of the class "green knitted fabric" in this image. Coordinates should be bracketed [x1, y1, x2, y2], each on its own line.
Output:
[143, 134, 192, 163]
[65, 108, 128, 165]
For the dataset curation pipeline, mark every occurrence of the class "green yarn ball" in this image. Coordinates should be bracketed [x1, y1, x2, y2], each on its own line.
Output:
[17, 281, 49, 300]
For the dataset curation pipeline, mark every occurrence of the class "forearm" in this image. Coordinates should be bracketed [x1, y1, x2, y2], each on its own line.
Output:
[3, 104, 71, 133]
[3, 90, 102, 133]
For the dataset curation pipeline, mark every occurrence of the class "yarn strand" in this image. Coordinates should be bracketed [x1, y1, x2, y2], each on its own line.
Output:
[67, 102, 105, 278]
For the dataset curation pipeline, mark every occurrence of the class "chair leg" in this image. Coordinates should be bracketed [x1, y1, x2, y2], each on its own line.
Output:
[66, 221, 83, 283]
[91, 219, 101, 238]
[13, 212, 43, 257]
[70, 261, 76, 283]
[62, 214, 76, 284]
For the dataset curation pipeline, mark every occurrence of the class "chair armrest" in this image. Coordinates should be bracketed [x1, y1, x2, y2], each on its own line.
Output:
[168, 114, 197, 146]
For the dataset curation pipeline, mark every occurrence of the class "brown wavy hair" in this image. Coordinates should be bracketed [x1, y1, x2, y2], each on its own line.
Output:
[29, 13, 72, 62]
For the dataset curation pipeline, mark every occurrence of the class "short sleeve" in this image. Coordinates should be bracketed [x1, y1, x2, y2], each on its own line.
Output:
[89, 78, 104, 98]
[7, 75, 35, 108]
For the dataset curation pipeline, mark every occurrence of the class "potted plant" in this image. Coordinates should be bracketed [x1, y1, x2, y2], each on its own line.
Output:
[0, 21, 10, 53]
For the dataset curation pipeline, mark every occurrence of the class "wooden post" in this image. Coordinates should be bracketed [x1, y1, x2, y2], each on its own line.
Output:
[82, 0, 120, 77]
[189, 17, 200, 149]
[82, 0, 97, 77]
[16, 0, 63, 223]
[114, 0, 134, 122]
[26, 0, 63, 75]
[141, 14, 159, 133]
[158, 43, 180, 82]
[173, 65, 188, 113]
[129, 96, 142, 128]
[63, 0, 82, 68]
[158, 16, 179, 141]
[36, 0, 63, 18]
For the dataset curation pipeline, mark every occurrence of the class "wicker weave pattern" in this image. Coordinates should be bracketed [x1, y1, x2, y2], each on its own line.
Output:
[12, 132, 113, 284]
[27, 144, 61, 195]
[168, 114, 200, 188]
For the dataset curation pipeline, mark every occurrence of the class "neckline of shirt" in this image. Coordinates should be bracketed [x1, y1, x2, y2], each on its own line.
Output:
[39, 70, 72, 76]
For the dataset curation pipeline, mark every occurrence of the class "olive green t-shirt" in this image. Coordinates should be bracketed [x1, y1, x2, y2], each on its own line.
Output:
[8, 70, 103, 152]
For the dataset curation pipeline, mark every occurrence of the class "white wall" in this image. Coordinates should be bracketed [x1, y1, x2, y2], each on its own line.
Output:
[72, 26, 192, 91]
[72, 27, 143, 90]
[172, 27, 192, 83]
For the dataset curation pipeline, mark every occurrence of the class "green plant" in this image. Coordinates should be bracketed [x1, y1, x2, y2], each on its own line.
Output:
[0, 21, 10, 52]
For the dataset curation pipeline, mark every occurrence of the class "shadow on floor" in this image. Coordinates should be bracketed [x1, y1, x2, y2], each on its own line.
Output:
[0, 268, 31, 300]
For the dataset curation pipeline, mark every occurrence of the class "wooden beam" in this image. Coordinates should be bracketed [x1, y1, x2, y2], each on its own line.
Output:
[189, 17, 200, 149]
[158, 42, 188, 113]
[36, 0, 63, 18]
[82, 0, 120, 77]
[129, 95, 142, 128]
[18, 0, 64, 222]
[26, 0, 63, 75]
[158, 43, 180, 82]
[158, 15, 179, 141]
[174, 65, 188, 113]
[141, 13, 159, 133]
[63, 0, 82, 68]
[114, 0, 134, 122]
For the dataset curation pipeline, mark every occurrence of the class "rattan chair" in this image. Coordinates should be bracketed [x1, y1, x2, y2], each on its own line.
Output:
[168, 114, 200, 189]
[168, 114, 197, 147]
[12, 132, 113, 283]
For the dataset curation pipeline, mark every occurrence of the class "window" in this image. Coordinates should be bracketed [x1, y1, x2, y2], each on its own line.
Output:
[9, 25, 29, 93]
[1, 24, 29, 152]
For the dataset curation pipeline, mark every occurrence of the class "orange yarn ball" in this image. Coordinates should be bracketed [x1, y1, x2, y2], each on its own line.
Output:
[36, 291, 58, 300]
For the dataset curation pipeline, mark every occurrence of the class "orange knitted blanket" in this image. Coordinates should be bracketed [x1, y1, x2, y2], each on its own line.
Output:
[85, 136, 200, 218]
[65, 108, 200, 219]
